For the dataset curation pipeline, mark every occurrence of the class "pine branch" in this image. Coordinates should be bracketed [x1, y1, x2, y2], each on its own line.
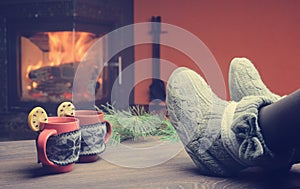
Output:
[100, 103, 179, 145]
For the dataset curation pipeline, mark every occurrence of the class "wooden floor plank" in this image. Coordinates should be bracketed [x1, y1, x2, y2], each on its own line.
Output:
[1, 140, 300, 188]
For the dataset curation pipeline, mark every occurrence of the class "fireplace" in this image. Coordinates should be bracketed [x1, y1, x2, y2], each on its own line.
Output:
[0, 0, 134, 141]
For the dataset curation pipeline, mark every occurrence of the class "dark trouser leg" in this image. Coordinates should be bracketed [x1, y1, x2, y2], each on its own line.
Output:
[259, 89, 300, 154]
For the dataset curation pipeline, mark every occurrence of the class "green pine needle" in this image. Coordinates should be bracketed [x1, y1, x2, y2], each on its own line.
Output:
[99, 103, 179, 145]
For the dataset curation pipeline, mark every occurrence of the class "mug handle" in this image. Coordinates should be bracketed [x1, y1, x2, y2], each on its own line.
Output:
[37, 129, 57, 166]
[104, 120, 112, 144]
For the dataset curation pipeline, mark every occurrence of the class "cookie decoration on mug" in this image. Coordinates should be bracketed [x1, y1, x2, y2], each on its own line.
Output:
[57, 101, 75, 117]
[28, 107, 48, 132]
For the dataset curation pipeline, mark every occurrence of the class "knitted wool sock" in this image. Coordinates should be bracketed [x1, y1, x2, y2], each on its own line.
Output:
[167, 67, 292, 176]
[167, 67, 245, 176]
[222, 95, 294, 171]
[166, 67, 226, 146]
[221, 96, 274, 166]
[229, 57, 281, 102]
[229, 57, 295, 170]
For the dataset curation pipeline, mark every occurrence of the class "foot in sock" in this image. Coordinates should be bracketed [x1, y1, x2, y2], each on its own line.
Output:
[228, 57, 299, 165]
[166, 67, 224, 146]
[166, 67, 289, 176]
[229, 57, 281, 102]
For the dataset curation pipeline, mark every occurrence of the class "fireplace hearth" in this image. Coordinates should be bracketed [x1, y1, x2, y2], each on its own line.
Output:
[0, 0, 134, 141]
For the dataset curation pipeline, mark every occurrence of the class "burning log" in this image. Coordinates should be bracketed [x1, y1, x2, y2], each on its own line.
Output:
[27, 63, 74, 96]
[27, 62, 99, 98]
[28, 63, 75, 82]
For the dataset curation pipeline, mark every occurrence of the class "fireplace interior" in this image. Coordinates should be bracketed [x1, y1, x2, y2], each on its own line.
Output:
[0, 0, 134, 141]
[21, 31, 101, 102]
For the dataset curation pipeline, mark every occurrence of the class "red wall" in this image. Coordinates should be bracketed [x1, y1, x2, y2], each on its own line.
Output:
[134, 0, 300, 104]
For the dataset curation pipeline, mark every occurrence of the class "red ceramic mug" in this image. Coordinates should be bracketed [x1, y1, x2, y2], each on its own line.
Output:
[37, 117, 80, 173]
[70, 110, 112, 163]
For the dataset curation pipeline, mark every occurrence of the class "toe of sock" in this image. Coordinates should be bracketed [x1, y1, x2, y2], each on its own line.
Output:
[229, 57, 280, 102]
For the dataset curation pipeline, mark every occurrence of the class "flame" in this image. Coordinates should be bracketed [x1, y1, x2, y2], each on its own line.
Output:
[26, 31, 96, 76]
[48, 31, 96, 66]
[48, 32, 93, 66]
[26, 60, 43, 79]
[32, 81, 38, 89]
[23, 31, 97, 100]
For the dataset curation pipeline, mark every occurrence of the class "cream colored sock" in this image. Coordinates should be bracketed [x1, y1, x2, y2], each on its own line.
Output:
[167, 67, 244, 176]
[167, 66, 291, 176]
[229, 57, 281, 102]
[166, 67, 226, 146]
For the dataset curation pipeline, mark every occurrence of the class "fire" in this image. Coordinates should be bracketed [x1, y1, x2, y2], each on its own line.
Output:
[26, 31, 96, 72]
[47, 31, 96, 66]
[26, 60, 43, 79]
[32, 81, 38, 89]
[23, 31, 98, 101]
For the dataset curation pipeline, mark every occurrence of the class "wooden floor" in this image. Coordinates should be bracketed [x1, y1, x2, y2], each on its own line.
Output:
[1, 139, 300, 189]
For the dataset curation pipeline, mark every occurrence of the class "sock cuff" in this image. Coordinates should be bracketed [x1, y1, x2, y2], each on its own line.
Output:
[232, 95, 274, 165]
[222, 96, 276, 167]
[221, 101, 246, 166]
[231, 95, 295, 170]
[185, 100, 246, 177]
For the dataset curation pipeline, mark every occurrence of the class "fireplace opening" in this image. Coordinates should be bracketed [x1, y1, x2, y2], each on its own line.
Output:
[20, 31, 104, 103]
[11, 26, 113, 113]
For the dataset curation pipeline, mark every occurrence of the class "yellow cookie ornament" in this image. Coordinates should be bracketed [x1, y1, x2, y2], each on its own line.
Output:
[28, 107, 48, 132]
[57, 101, 75, 117]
